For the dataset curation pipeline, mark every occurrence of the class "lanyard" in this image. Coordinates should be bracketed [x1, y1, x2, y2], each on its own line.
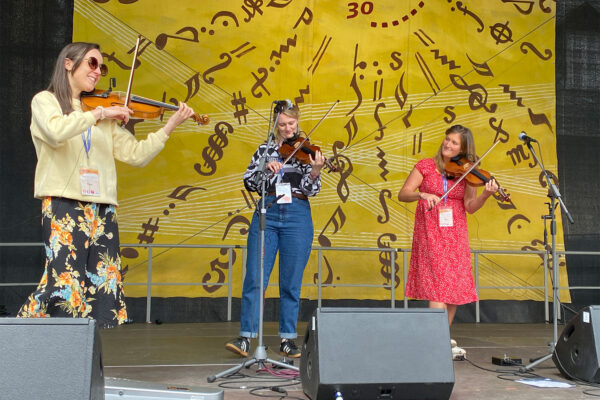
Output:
[81, 127, 92, 159]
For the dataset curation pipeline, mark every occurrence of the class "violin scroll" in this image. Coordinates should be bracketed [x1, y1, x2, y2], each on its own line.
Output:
[195, 114, 210, 126]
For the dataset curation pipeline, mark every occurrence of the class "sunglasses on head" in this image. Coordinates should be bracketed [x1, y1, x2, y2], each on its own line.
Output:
[84, 56, 108, 76]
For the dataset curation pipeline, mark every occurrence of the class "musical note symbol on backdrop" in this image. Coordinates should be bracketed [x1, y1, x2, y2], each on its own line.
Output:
[155, 26, 199, 50]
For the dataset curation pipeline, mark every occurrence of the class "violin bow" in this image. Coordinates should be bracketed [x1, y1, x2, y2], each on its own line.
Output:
[123, 35, 142, 108]
[279, 100, 339, 167]
[438, 139, 501, 203]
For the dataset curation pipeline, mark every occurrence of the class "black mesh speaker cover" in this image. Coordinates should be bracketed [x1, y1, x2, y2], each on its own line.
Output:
[300, 308, 454, 400]
[553, 305, 600, 383]
[0, 318, 104, 400]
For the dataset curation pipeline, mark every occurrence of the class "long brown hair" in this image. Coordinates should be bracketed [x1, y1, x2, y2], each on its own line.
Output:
[47, 42, 101, 114]
[433, 124, 477, 173]
[274, 103, 300, 142]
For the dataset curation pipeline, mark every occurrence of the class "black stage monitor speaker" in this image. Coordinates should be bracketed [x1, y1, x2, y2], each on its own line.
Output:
[300, 307, 454, 400]
[553, 305, 600, 382]
[0, 317, 104, 400]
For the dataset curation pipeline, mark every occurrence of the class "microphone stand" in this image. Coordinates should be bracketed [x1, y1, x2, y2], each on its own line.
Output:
[208, 104, 299, 383]
[520, 138, 574, 372]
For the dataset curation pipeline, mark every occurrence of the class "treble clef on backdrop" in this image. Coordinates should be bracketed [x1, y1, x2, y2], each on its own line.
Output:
[194, 121, 235, 176]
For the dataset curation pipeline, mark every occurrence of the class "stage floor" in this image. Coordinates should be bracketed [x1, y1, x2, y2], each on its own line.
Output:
[101, 321, 595, 399]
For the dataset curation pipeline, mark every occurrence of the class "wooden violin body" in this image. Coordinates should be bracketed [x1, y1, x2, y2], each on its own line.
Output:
[81, 90, 209, 125]
[445, 155, 511, 202]
[279, 136, 338, 172]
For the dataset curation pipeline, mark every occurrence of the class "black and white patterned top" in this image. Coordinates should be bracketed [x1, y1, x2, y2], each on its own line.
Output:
[243, 141, 321, 197]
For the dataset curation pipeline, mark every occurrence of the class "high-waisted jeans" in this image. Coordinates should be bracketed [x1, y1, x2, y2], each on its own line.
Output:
[240, 195, 313, 339]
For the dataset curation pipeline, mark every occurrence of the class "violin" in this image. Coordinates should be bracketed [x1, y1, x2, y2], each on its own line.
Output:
[81, 36, 209, 126]
[279, 135, 338, 172]
[444, 155, 511, 202]
[80, 89, 210, 125]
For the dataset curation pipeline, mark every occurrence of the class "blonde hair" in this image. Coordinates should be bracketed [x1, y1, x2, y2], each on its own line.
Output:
[274, 103, 300, 142]
[433, 124, 477, 173]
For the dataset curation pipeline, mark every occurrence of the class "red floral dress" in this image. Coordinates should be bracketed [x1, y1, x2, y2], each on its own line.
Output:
[404, 158, 477, 305]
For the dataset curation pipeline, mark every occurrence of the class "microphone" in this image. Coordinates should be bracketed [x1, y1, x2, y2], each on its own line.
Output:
[518, 132, 537, 143]
[274, 99, 293, 113]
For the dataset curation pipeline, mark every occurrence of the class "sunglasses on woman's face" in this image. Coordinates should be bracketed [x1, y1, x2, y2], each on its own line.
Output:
[84, 56, 108, 76]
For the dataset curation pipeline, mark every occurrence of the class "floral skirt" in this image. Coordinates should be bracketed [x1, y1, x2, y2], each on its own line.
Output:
[18, 197, 128, 328]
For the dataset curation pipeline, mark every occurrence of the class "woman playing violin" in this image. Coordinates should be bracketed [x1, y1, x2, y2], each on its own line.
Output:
[18, 42, 195, 328]
[397, 124, 499, 360]
[226, 102, 325, 359]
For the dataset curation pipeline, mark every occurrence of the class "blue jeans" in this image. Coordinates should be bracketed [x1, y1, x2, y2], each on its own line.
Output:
[240, 196, 313, 339]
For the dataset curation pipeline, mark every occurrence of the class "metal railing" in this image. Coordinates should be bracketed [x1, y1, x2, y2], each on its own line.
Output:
[2, 242, 600, 323]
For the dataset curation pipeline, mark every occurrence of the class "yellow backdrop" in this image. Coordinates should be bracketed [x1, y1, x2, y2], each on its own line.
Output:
[73, 0, 568, 303]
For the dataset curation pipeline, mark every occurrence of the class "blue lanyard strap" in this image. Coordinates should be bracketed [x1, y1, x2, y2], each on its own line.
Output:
[81, 127, 91, 159]
[277, 152, 284, 180]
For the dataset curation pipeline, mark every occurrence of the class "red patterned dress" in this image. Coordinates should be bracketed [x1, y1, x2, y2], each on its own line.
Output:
[404, 158, 478, 305]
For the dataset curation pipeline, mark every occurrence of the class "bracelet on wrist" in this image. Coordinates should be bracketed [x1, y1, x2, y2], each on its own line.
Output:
[96, 105, 105, 120]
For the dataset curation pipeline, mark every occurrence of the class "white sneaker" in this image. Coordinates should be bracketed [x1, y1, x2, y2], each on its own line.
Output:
[452, 345, 466, 360]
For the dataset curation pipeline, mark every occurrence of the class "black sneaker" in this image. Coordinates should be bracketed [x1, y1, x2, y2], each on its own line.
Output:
[280, 339, 301, 358]
[225, 337, 250, 357]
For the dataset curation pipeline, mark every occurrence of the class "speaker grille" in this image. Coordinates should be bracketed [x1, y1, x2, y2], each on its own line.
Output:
[0, 318, 104, 400]
[554, 305, 600, 383]
[300, 308, 454, 400]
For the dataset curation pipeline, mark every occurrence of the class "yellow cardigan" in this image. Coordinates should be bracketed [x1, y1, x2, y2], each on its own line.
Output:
[30, 90, 169, 205]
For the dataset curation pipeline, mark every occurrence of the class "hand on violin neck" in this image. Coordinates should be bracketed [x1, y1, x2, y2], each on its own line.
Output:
[309, 150, 325, 171]
[163, 102, 195, 136]
[483, 178, 499, 195]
